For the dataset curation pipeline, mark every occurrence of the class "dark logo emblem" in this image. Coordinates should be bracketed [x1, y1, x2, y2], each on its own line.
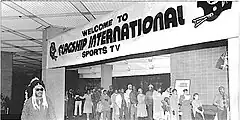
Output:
[50, 42, 58, 61]
[192, 1, 232, 28]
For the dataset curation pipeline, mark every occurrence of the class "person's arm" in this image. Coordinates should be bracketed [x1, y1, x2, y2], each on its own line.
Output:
[80, 94, 86, 99]
[213, 95, 219, 107]
[21, 100, 30, 120]
[108, 96, 111, 105]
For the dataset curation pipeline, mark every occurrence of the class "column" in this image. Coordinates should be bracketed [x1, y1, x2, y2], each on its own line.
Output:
[228, 37, 239, 120]
[1, 52, 13, 99]
[42, 26, 66, 120]
[101, 64, 113, 90]
[45, 67, 65, 120]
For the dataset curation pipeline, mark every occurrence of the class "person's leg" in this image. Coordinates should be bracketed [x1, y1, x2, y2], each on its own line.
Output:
[147, 105, 153, 120]
[79, 101, 82, 116]
[124, 106, 129, 120]
[74, 101, 78, 116]
[119, 108, 123, 120]
[134, 106, 137, 120]
[96, 112, 100, 120]
[217, 108, 223, 120]
[219, 108, 227, 120]
[87, 113, 90, 120]
[112, 107, 115, 120]
[103, 111, 106, 120]
[130, 104, 137, 120]
[93, 103, 97, 119]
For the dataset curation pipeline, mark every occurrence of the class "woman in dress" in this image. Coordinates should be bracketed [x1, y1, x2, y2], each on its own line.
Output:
[192, 93, 204, 120]
[153, 87, 164, 120]
[170, 89, 179, 120]
[111, 89, 120, 120]
[82, 90, 93, 120]
[137, 88, 148, 120]
[179, 89, 192, 120]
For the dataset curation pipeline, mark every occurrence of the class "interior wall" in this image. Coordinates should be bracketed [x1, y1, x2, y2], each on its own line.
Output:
[1, 52, 13, 99]
[170, 46, 228, 105]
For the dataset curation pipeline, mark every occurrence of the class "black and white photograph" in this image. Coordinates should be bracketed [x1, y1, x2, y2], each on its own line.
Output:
[0, 1, 239, 120]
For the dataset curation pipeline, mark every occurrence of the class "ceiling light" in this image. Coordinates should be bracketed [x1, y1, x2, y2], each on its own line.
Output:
[148, 57, 153, 62]
[127, 66, 131, 71]
[149, 65, 154, 69]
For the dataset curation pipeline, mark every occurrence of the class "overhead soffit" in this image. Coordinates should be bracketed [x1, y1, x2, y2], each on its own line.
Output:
[2, 1, 173, 74]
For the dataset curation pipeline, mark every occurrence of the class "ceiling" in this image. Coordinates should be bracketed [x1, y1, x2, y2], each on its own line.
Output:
[1, 1, 136, 73]
[72, 54, 170, 78]
[1, 1, 171, 77]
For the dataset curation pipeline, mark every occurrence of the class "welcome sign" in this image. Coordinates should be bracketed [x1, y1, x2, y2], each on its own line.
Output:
[47, 2, 238, 68]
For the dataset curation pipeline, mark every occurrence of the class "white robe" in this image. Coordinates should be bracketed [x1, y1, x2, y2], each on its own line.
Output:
[116, 94, 122, 109]
[152, 90, 164, 120]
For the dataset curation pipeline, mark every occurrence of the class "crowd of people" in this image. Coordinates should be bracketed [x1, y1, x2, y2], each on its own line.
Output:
[64, 84, 229, 120]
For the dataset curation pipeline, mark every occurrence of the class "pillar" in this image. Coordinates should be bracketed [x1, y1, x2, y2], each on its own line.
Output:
[45, 67, 65, 120]
[42, 26, 67, 120]
[228, 37, 239, 120]
[1, 52, 13, 99]
[101, 64, 113, 90]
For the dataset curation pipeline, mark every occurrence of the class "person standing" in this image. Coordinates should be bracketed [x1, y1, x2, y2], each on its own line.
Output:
[82, 90, 93, 120]
[124, 84, 133, 120]
[92, 87, 101, 120]
[170, 89, 179, 120]
[179, 89, 192, 120]
[137, 88, 148, 120]
[213, 86, 229, 120]
[130, 86, 138, 120]
[101, 89, 111, 120]
[65, 91, 69, 119]
[111, 89, 120, 120]
[67, 89, 75, 119]
[21, 77, 56, 120]
[118, 88, 127, 120]
[108, 85, 114, 120]
[74, 89, 83, 117]
[192, 93, 204, 120]
[152, 87, 164, 120]
[145, 84, 154, 120]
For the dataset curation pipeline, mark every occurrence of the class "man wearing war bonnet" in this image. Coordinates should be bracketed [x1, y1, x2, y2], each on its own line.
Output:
[21, 77, 56, 120]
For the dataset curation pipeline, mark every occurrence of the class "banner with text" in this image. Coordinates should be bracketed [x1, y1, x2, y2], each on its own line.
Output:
[47, 2, 238, 68]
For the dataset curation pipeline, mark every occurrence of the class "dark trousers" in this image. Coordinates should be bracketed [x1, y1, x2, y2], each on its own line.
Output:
[93, 103, 97, 119]
[119, 107, 124, 120]
[147, 105, 153, 120]
[217, 108, 227, 120]
[67, 103, 74, 118]
[124, 105, 130, 120]
[110, 108, 113, 120]
[96, 112, 101, 120]
[130, 104, 137, 120]
[103, 110, 111, 120]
